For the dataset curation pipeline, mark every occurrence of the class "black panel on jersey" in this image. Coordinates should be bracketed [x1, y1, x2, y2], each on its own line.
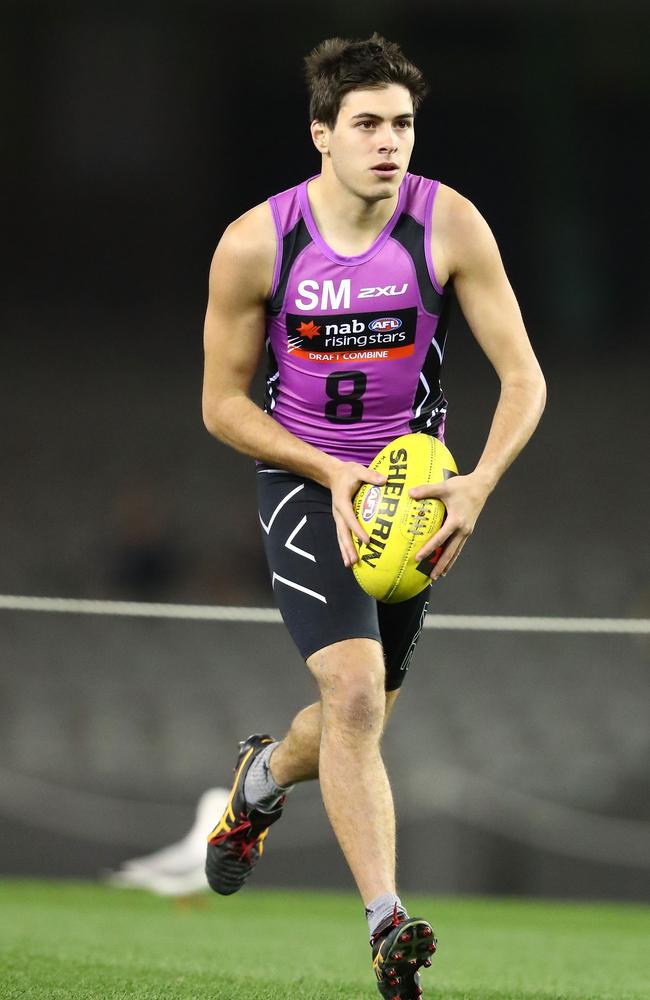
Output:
[391, 212, 444, 316]
[263, 337, 280, 414]
[267, 218, 312, 315]
[434, 286, 452, 356]
[409, 291, 453, 435]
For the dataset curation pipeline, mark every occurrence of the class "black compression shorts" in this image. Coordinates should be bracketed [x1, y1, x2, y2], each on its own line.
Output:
[256, 467, 430, 691]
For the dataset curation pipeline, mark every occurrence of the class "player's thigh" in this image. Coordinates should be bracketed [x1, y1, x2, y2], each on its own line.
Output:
[257, 467, 382, 663]
[378, 589, 430, 692]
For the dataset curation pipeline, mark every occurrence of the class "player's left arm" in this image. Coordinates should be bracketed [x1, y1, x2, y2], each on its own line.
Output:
[411, 190, 546, 579]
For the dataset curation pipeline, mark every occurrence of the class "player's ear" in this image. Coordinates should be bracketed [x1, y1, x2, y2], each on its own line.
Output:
[310, 120, 329, 155]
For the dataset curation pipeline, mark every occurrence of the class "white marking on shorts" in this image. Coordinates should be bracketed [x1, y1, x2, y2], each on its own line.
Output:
[285, 516, 316, 562]
[271, 572, 327, 604]
[259, 484, 304, 534]
[400, 600, 429, 673]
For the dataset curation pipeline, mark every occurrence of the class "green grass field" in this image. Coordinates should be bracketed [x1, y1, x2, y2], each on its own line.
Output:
[0, 881, 648, 1000]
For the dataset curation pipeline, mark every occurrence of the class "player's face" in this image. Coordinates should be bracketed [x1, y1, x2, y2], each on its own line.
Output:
[322, 84, 415, 202]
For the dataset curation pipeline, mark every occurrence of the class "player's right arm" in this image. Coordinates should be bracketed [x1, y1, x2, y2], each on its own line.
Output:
[202, 205, 384, 566]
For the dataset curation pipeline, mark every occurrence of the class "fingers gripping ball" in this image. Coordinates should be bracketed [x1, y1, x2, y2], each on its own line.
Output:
[352, 434, 458, 603]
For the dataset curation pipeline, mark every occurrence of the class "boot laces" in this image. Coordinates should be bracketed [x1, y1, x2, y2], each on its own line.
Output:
[211, 813, 258, 862]
[371, 903, 404, 945]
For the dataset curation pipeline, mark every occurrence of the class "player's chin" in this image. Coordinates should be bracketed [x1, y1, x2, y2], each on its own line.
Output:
[366, 170, 403, 197]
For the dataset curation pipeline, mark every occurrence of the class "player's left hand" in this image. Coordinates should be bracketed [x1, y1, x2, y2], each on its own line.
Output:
[409, 472, 491, 580]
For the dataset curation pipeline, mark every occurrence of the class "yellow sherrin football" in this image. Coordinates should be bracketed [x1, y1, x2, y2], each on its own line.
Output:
[352, 433, 458, 603]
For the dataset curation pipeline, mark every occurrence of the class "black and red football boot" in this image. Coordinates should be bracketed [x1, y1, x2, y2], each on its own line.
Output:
[205, 734, 284, 896]
[371, 905, 437, 999]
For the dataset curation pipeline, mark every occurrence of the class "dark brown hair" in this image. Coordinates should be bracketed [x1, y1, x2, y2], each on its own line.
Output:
[305, 33, 428, 127]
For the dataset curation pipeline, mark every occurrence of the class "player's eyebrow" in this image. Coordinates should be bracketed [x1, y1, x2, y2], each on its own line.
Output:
[350, 112, 415, 121]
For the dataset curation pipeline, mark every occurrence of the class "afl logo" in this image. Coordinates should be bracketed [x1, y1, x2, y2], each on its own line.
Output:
[361, 486, 382, 522]
[368, 317, 402, 333]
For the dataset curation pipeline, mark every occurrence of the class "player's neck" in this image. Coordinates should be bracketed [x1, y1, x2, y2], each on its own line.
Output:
[306, 172, 399, 257]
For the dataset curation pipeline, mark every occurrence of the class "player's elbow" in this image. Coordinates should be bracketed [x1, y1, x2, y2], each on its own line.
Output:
[202, 394, 228, 440]
[522, 365, 547, 422]
[537, 369, 547, 415]
[528, 362, 547, 417]
[202, 390, 249, 444]
[503, 362, 547, 419]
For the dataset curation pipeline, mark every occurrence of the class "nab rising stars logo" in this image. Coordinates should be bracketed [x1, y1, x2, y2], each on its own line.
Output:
[286, 307, 416, 364]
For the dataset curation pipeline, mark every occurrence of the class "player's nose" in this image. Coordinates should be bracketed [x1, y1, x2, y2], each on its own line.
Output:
[376, 125, 399, 153]
[377, 134, 398, 154]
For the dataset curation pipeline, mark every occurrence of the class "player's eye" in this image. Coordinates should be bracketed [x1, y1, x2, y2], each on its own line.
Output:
[357, 120, 376, 129]
[395, 120, 412, 129]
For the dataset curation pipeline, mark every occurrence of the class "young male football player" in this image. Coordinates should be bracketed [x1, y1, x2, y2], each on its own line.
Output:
[202, 34, 545, 999]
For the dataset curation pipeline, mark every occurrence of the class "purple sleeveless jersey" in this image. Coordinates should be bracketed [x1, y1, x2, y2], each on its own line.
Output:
[264, 173, 450, 466]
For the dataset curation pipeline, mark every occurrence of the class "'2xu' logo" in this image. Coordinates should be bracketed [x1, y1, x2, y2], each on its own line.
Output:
[358, 284, 408, 298]
[295, 279, 408, 311]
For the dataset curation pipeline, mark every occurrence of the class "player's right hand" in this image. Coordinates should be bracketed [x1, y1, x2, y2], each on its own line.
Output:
[328, 462, 387, 568]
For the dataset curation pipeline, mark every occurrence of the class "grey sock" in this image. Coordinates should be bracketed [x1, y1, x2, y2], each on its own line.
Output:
[365, 893, 407, 941]
[243, 742, 294, 812]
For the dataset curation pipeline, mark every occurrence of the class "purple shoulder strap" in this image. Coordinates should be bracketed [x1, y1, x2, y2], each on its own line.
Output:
[268, 183, 304, 299]
[402, 173, 444, 296]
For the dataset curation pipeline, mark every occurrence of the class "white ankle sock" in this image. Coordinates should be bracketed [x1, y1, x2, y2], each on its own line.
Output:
[365, 893, 407, 941]
[243, 742, 294, 812]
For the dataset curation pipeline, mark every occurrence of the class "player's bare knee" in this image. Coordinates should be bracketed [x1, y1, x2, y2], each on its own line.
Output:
[308, 637, 384, 685]
[315, 655, 384, 705]
[330, 685, 384, 735]
[319, 670, 385, 737]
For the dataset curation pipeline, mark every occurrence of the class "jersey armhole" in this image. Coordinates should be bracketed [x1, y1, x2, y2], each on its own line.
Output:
[424, 180, 446, 297]
[268, 196, 283, 301]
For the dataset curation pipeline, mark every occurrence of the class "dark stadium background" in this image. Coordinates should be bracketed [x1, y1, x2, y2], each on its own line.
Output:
[2, 1, 648, 900]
